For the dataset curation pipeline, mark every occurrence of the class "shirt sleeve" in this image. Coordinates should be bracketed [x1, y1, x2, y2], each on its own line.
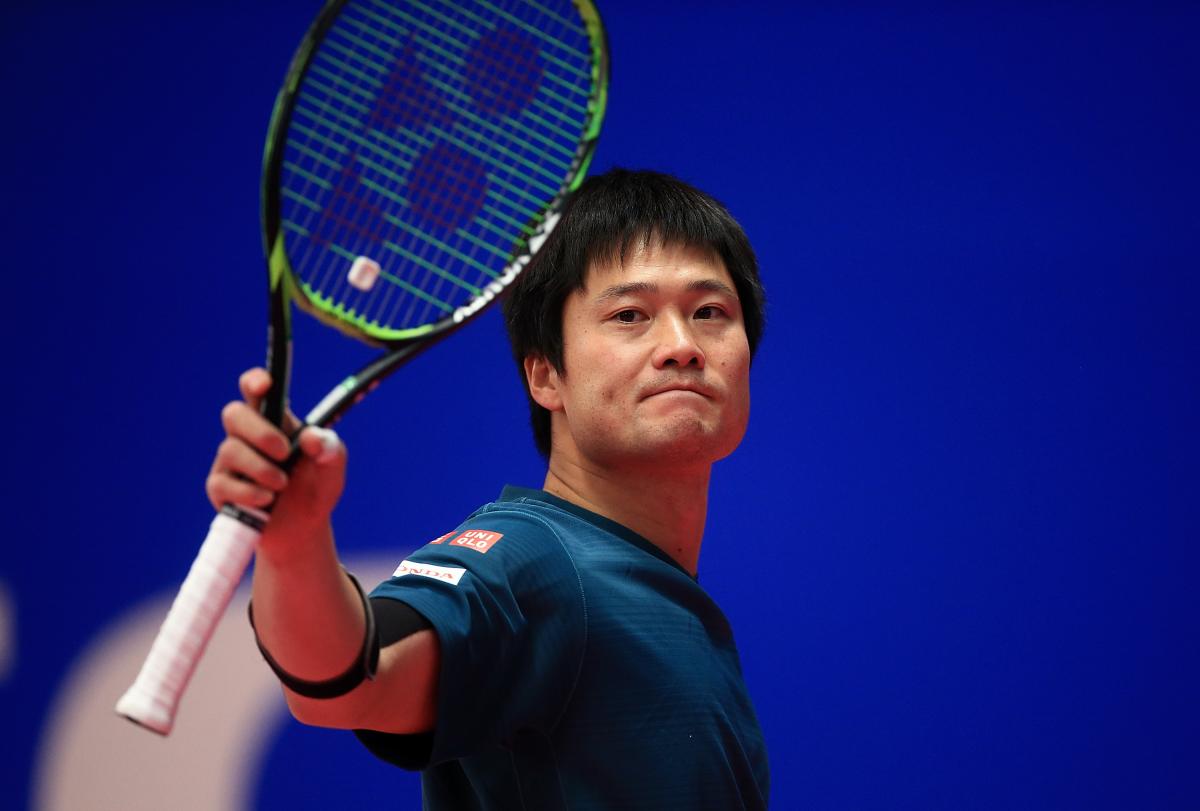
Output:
[356, 506, 586, 768]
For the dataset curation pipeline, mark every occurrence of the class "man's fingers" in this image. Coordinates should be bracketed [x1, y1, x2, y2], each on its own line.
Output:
[297, 426, 344, 465]
[238, 368, 273, 410]
[213, 438, 289, 489]
[205, 470, 277, 511]
[238, 367, 303, 434]
[221, 401, 291, 462]
[206, 438, 290, 511]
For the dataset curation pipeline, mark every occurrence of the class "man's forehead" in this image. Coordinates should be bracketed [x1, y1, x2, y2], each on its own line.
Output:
[580, 240, 730, 291]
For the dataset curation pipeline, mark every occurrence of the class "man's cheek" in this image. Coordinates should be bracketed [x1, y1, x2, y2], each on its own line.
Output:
[597, 383, 622, 406]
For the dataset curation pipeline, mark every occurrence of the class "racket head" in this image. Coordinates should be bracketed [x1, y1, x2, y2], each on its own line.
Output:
[260, 0, 609, 350]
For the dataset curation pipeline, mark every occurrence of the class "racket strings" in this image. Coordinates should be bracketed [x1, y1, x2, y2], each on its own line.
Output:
[276, 0, 599, 339]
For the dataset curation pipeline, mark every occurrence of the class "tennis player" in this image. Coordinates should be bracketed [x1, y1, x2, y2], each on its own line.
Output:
[208, 168, 770, 809]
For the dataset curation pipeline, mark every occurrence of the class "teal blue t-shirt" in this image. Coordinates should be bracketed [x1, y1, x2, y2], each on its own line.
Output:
[358, 486, 769, 810]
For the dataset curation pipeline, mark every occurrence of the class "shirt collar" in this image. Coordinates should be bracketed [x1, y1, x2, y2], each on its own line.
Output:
[498, 485, 697, 580]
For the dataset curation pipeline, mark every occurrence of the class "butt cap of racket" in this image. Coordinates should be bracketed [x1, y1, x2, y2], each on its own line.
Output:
[348, 256, 381, 292]
[116, 686, 174, 736]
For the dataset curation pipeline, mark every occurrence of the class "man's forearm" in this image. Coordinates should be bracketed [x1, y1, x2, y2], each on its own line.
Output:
[248, 522, 440, 733]
[250, 524, 366, 692]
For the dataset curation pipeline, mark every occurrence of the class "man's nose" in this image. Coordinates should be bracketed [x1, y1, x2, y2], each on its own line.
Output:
[651, 314, 705, 369]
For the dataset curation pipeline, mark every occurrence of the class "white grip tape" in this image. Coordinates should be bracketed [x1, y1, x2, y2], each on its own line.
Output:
[114, 511, 262, 735]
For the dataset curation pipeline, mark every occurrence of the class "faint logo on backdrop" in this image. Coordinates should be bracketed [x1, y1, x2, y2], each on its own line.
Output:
[33, 556, 394, 811]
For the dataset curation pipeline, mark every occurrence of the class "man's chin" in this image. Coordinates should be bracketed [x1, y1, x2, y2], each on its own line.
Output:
[636, 420, 733, 466]
[572, 416, 743, 470]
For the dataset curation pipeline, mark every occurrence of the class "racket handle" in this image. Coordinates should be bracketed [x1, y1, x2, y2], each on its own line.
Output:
[115, 509, 262, 735]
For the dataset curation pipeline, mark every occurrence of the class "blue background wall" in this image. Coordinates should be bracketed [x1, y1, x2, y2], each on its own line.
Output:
[3, 2, 1196, 808]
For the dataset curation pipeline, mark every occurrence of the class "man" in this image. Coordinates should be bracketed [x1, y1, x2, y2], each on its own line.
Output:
[208, 169, 770, 808]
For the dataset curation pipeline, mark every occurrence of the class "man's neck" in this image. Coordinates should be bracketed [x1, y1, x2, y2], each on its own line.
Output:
[542, 456, 711, 575]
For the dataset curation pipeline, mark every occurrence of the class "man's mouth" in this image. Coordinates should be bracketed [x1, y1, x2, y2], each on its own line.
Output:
[642, 381, 714, 400]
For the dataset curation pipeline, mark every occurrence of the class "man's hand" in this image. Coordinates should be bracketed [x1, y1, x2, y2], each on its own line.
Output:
[205, 368, 347, 559]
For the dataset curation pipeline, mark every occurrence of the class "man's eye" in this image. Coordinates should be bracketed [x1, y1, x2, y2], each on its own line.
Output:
[695, 305, 723, 320]
[615, 309, 641, 323]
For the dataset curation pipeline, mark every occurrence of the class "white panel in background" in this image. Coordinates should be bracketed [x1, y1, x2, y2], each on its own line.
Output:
[33, 556, 396, 811]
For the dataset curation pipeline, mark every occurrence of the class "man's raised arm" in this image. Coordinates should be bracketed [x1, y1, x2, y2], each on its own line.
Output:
[206, 368, 438, 733]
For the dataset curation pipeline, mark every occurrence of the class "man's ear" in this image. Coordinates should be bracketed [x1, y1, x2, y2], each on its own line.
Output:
[524, 355, 563, 412]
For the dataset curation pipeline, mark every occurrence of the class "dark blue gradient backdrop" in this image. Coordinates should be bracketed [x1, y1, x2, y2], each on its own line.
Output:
[3, 2, 1196, 809]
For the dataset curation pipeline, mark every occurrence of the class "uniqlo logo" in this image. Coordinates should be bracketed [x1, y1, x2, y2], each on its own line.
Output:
[428, 532, 455, 545]
[448, 529, 503, 554]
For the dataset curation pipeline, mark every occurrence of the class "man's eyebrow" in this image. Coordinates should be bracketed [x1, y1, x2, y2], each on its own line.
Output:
[686, 279, 738, 298]
[595, 281, 656, 302]
[593, 279, 738, 302]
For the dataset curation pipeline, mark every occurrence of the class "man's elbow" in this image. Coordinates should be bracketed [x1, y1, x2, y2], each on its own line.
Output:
[282, 687, 372, 730]
[278, 637, 440, 733]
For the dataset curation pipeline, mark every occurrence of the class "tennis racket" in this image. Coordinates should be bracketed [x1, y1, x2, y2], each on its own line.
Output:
[116, 0, 608, 735]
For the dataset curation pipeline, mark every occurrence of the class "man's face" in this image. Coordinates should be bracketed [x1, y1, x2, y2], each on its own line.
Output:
[545, 241, 752, 471]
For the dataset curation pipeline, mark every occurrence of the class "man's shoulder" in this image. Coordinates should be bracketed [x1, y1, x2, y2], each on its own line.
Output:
[370, 494, 587, 625]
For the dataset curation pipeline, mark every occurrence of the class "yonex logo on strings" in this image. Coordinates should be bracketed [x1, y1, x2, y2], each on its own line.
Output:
[293, 15, 561, 323]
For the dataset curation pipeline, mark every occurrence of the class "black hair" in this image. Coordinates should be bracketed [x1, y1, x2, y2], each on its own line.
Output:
[502, 168, 767, 458]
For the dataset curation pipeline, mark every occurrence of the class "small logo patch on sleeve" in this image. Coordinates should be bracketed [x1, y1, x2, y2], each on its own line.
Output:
[448, 529, 503, 554]
[428, 531, 455, 545]
[392, 560, 466, 585]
